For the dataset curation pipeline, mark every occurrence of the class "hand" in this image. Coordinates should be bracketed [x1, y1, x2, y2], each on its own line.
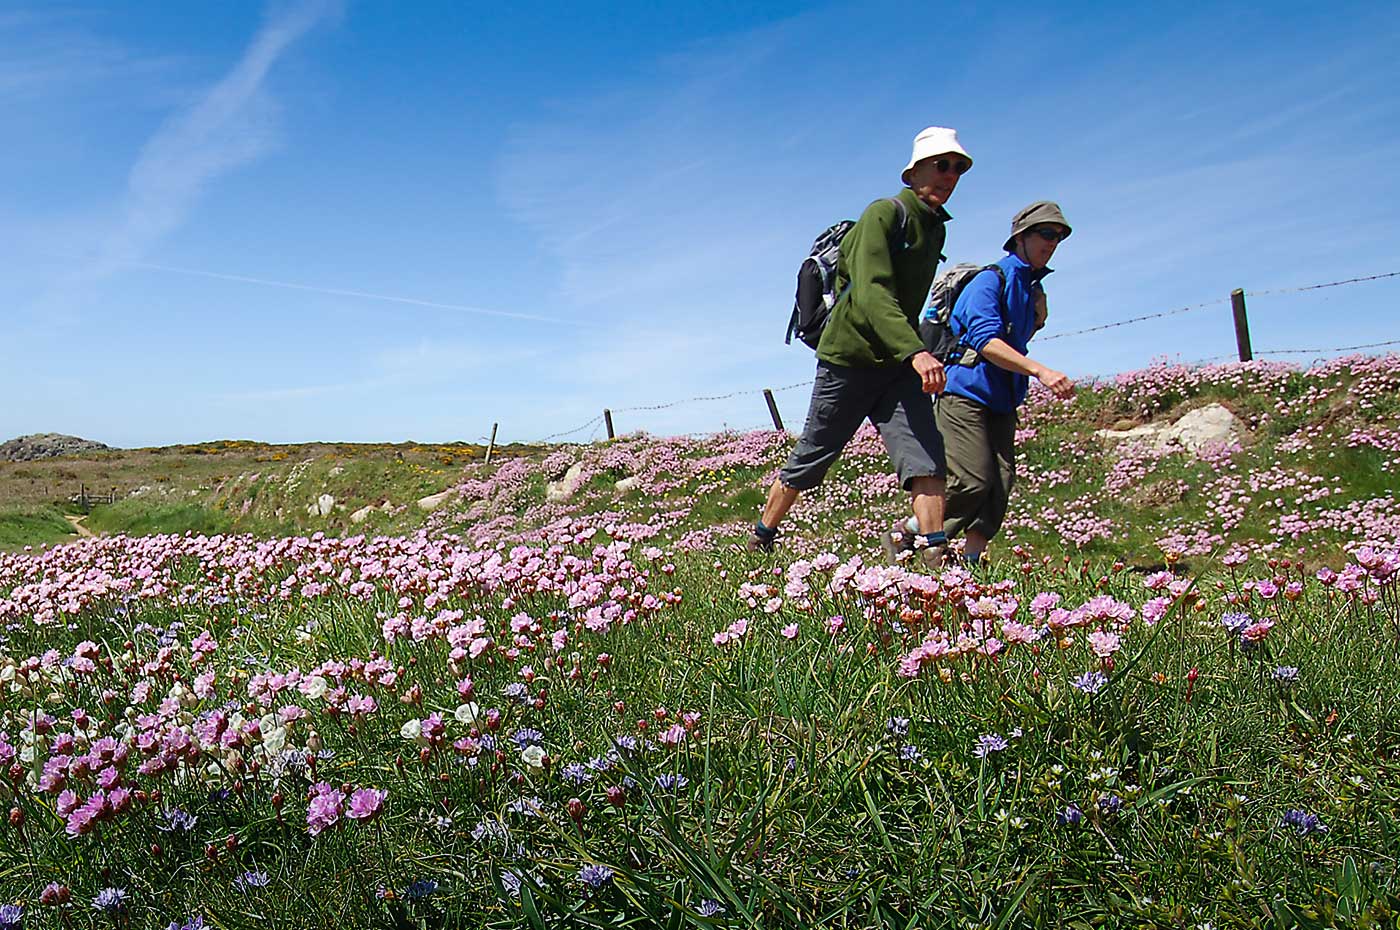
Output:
[1033, 290, 1048, 332]
[1036, 366, 1075, 400]
[911, 351, 946, 395]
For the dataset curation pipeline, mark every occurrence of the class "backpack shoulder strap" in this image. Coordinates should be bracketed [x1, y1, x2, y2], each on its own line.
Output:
[884, 197, 909, 252]
[981, 264, 1011, 333]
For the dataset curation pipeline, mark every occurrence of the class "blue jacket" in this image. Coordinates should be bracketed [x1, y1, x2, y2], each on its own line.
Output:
[944, 252, 1050, 414]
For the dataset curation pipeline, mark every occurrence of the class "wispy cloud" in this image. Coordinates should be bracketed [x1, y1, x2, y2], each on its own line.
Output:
[488, 13, 838, 418]
[105, 1, 336, 268]
[0, 10, 175, 98]
[371, 339, 545, 379]
[212, 376, 395, 404]
[493, 16, 809, 317]
[36, 0, 337, 313]
[124, 261, 576, 325]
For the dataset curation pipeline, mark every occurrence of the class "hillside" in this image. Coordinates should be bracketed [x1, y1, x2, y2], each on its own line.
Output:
[7, 354, 1396, 565]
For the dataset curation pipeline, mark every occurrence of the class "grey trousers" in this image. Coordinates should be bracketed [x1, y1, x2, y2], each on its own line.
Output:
[780, 360, 946, 492]
[936, 392, 1017, 540]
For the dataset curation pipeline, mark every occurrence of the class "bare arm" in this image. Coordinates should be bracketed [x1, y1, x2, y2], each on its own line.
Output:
[980, 338, 1075, 399]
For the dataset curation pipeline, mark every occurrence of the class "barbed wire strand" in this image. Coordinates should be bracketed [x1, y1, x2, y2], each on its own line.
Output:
[1037, 297, 1230, 342]
[1250, 270, 1400, 297]
[1168, 337, 1400, 369]
[520, 268, 1394, 444]
[539, 414, 605, 443]
[609, 378, 815, 414]
[1038, 268, 1398, 343]
[1256, 337, 1400, 355]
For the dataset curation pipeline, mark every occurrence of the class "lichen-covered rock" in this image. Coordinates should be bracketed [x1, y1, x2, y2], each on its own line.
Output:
[0, 433, 110, 461]
[1095, 403, 1245, 454]
[417, 490, 455, 511]
[546, 462, 588, 502]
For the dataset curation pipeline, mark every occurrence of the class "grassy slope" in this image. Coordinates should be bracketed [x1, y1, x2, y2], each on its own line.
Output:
[0, 503, 74, 550]
[3, 356, 1397, 567]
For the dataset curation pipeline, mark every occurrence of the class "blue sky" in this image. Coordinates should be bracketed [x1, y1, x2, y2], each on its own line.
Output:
[3, 0, 1398, 447]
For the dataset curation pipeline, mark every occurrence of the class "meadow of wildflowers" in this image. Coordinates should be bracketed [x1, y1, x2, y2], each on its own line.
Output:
[1, 356, 1399, 928]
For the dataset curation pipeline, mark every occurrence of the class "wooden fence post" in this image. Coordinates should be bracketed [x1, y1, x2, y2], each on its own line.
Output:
[762, 389, 785, 432]
[603, 409, 615, 440]
[484, 423, 498, 465]
[1231, 288, 1253, 362]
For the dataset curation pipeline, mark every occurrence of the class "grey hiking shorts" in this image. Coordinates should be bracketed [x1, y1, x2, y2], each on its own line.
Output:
[779, 360, 946, 492]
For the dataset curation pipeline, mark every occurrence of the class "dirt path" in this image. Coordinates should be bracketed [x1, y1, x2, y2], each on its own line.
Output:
[65, 514, 96, 538]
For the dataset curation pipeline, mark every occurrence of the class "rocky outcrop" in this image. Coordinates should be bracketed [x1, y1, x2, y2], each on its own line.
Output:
[307, 494, 336, 517]
[417, 490, 455, 511]
[546, 463, 587, 502]
[1096, 403, 1246, 453]
[0, 433, 110, 461]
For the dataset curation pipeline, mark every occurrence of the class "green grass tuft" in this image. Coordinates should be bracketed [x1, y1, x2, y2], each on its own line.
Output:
[83, 498, 233, 536]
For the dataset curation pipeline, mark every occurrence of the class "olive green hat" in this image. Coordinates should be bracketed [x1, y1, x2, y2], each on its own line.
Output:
[1003, 201, 1072, 252]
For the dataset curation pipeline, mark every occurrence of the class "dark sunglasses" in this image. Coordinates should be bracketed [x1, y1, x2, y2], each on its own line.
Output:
[1029, 226, 1068, 242]
[931, 157, 972, 175]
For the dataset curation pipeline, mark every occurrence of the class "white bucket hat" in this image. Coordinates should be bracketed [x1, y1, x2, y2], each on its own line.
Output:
[901, 126, 972, 184]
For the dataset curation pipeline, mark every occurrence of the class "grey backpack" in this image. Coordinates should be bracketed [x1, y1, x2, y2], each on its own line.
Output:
[919, 263, 1009, 366]
[786, 198, 908, 349]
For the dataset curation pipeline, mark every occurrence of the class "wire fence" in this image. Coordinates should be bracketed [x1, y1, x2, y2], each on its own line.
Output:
[504, 268, 1398, 445]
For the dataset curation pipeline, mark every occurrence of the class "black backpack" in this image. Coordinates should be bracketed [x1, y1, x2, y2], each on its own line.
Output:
[918, 263, 1009, 367]
[785, 198, 908, 349]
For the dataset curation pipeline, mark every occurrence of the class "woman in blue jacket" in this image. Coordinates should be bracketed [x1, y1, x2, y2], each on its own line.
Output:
[936, 201, 1076, 565]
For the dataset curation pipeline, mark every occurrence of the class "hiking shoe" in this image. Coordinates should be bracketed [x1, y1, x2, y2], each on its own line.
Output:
[880, 521, 917, 565]
[917, 545, 948, 572]
[746, 532, 776, 554]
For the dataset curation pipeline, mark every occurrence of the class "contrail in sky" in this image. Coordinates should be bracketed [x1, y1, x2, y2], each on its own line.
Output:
[124, 261, 573, 324]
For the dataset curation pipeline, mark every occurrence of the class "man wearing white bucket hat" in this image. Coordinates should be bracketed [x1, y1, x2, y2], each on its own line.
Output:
[748, 127, 972, 569]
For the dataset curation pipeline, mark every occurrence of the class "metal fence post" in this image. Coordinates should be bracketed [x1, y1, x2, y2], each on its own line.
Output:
[762, 389, 785, 431]
[1231, 288, 1253, 362]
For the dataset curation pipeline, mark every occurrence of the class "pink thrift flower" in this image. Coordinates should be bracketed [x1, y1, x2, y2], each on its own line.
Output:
[56, 789, 80, 817]
[346, 787, 387, 822]
[1141, 596, 1173, 625]
[1000, 621, 1038, 645]
[1029, 592, 1061, 620]
[1242, 619, 1274, 642]
[1087, 630, 1122, 658]
[307, 782, 345, 836]
[781, 623, 799, 640]
[107, 787, 132, 815]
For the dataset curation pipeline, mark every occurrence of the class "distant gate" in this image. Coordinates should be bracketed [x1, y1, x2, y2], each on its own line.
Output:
[70, 484, 118, 512]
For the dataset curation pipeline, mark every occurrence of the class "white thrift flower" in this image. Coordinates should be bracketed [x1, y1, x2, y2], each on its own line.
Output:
[263, 725, 288, 755]
[454, 702, 480, 726]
